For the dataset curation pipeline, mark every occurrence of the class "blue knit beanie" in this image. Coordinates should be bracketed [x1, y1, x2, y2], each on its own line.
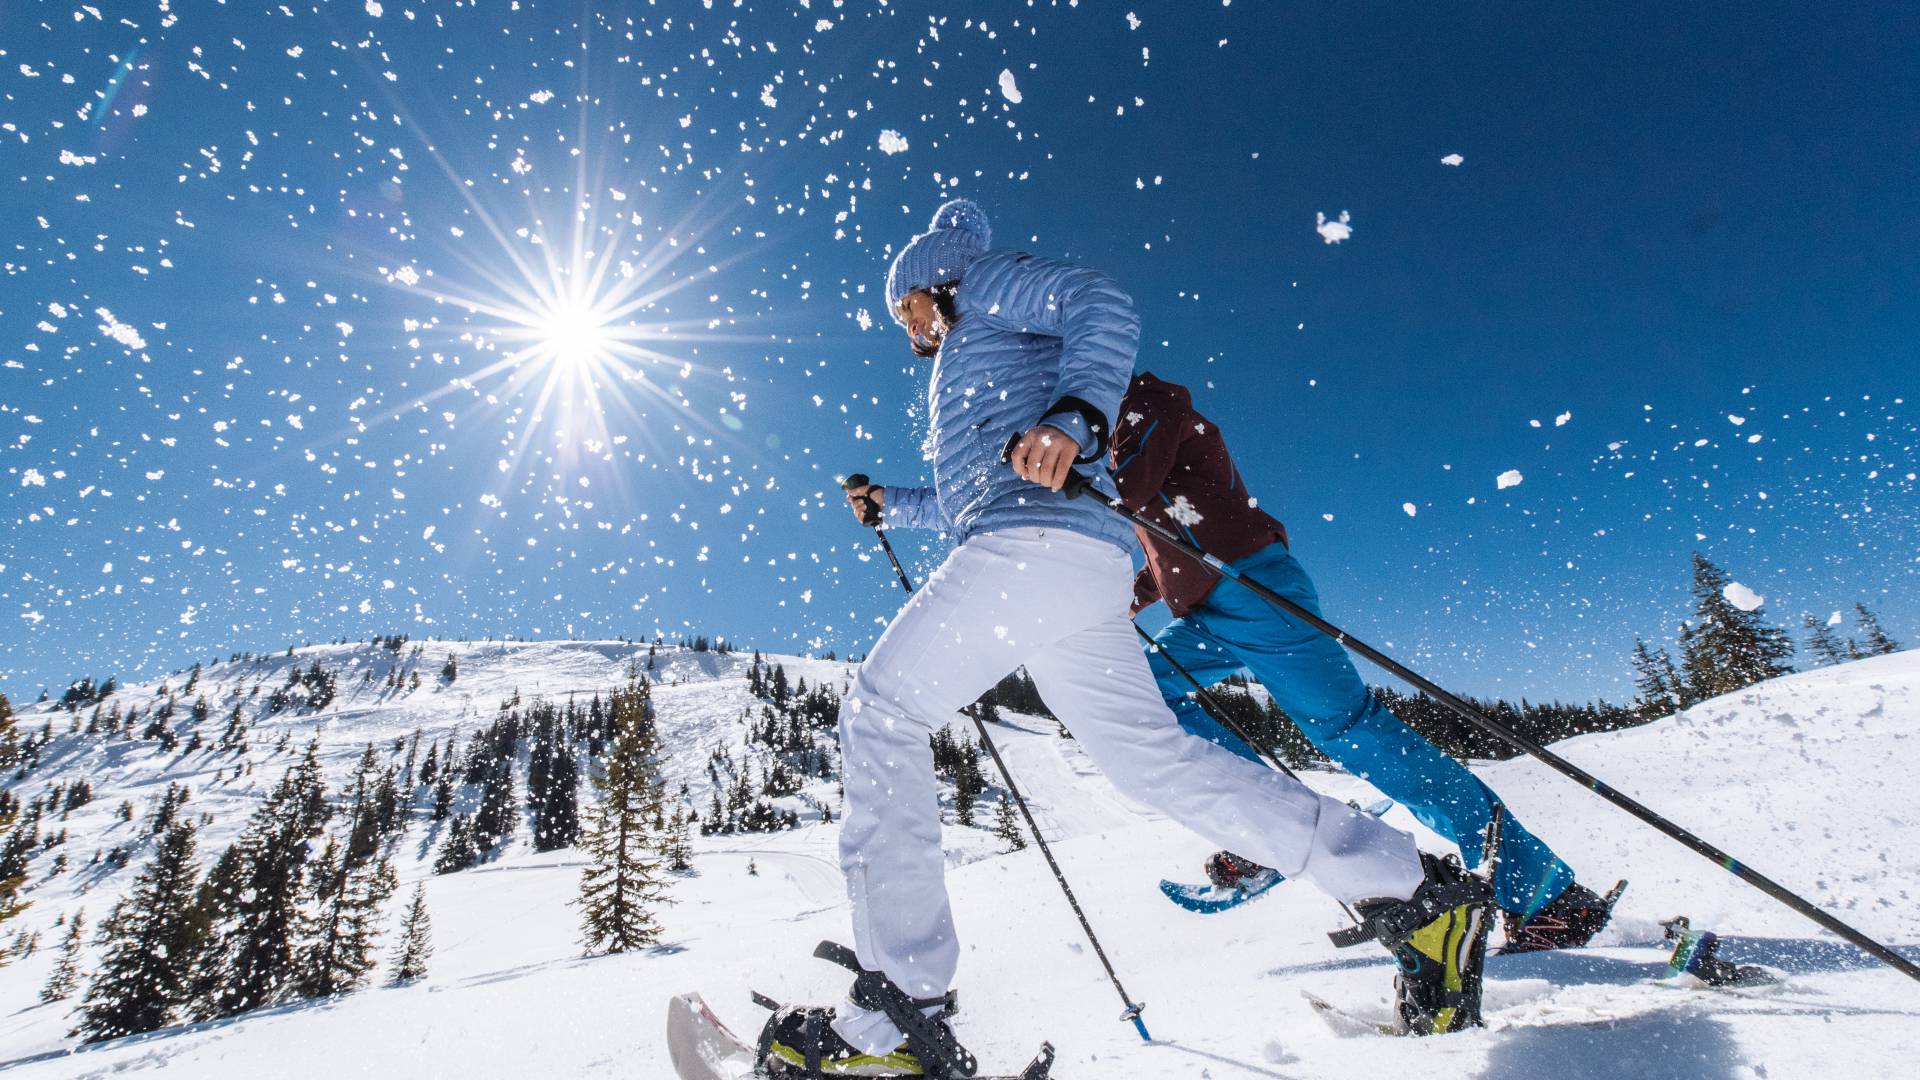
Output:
[885, 198, 992, 324]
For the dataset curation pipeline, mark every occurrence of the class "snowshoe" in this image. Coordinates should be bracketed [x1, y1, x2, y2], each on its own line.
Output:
[1501, 879, 1626, 954]
[1661, 916, 1778, 988]
[1331, 852, 1495, 1035]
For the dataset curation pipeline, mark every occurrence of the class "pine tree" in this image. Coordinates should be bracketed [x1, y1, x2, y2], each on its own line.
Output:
[534, 739, 581, 852]
[433, 816, 477, 875]
[1855, 603, 1902, 656]
[0, 804, 28, 964]
[75, 822, 206, 1040]
[296, 839, 397, 999]
[992, 795, 1027, 853]
[388, 883, 433, 984]
[1629, 639, 1683, 718]
[430, 772, 455, 822]
[0, 692, 19, 773]
[197, 742, 330, 1018]
[471, 758, 519, 855]
[41, 910, 86, 1002]
[1678, 554, 1795, 701]
[577, 679, 671, 954]
[1803, 615, 1849, 667]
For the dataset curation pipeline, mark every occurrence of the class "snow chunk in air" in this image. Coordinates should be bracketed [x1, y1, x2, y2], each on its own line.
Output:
[1441, 153, 1464, 166]
[1496, 469, 1524, 490]
[1723, 582, 1765, 612]
[1315, 210, 1352, 244]
[997, 69, 1023, 104]
[877, 130, 909, 155]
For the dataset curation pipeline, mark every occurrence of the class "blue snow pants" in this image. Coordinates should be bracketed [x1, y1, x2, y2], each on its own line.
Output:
[1145, 541, 1575, 916]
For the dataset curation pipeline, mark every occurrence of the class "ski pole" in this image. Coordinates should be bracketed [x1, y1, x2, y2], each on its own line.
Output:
[967, 710, 1152, 1041]
[845, 490, 1153, 1040]
[842, 475, 916, 595]
[1057, 466, 1920, 986]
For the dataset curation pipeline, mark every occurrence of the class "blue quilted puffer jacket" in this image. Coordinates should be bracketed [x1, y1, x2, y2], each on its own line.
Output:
[881, 248, 1140, 555]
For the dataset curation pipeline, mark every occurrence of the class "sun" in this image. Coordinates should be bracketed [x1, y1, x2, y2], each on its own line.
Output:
[532, 297, 615, 370]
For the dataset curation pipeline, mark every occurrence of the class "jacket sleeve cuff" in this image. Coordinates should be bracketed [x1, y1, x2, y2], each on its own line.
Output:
[1040, 395, 1110, 464]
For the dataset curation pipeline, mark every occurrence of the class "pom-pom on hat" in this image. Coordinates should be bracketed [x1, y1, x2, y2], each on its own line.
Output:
[886, 198, 992, 323]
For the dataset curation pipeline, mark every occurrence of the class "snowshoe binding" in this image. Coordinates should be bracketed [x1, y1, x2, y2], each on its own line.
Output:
[1330, 852, 1496, 1035]
[759, 1005, 931, 1077]
[1502, 879, 1627, 954]
[1203, 851, 1268, 891]
[748, 941, 1053, 1079]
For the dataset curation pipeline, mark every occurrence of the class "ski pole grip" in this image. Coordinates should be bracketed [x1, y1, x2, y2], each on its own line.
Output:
[842, 473, 882, 528]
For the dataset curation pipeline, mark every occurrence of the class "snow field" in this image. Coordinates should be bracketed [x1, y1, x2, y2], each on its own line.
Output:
[1, 645, 1917, 1077]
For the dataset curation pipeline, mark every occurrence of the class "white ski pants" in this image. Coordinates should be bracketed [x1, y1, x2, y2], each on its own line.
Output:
[832, 528, 1423, 1052]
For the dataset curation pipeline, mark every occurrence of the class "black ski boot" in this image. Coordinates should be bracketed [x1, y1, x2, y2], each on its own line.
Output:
[1332, 853, 1495, 1034]
[1502, 879, 1625, 954]
[1204, 851, 1268, 891]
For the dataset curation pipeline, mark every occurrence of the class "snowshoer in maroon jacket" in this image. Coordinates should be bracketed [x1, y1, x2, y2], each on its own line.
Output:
[1110, 371, 1617, 949]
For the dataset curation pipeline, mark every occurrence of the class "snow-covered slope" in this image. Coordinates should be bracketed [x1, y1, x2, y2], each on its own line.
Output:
[3, 644, 1917, 1078]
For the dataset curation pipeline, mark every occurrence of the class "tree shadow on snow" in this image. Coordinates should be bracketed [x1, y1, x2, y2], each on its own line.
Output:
[1478, 1012, 1742, 1080]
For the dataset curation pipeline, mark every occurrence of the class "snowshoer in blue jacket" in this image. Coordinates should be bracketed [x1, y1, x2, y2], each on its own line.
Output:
[759, 200, 1502, 1077]
[1110, 371, 1618, 951]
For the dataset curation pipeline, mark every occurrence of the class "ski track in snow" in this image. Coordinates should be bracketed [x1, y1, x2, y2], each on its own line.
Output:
[2, 643, 1919, 1078]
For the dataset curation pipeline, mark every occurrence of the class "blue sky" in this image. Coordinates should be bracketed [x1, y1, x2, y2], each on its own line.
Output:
[1, 1, 1913, 705]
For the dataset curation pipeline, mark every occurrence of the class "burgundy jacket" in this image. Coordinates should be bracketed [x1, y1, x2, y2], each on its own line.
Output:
[1108, 372, 1288, 618]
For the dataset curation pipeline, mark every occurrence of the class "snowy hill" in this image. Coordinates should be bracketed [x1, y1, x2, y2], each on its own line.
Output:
[3, 643, 1918, 1078]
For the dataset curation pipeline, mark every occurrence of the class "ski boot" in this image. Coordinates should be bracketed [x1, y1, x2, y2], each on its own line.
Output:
[1204, 850, 1268, 891]
[1502, 879, 1627, 953]
[1331, 852, 1495, 1034]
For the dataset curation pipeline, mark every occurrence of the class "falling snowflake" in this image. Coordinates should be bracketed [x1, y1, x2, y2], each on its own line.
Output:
[877, 129, 909, 155]
[1441, 153, 1464, 166]
[1723, 582, 1765, 612]
[1497, 469, 1524, 490]
[1402, 502, 1418, 517]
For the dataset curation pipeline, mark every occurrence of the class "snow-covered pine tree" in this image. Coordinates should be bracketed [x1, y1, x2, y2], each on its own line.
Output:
[388, 882, 432, 984]
[197, 741, 329, 1018]
[577, 679, 671, 954]
[1804, 615, 1849, 666]
[74, 821, 206, 1041]
[1679, 554, 1795, 701]
[993, 794, 1027, 852]
[40, 909, 85, 1002]
[1855, 603, 1901, 656]
[295, 838, 397, 999]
